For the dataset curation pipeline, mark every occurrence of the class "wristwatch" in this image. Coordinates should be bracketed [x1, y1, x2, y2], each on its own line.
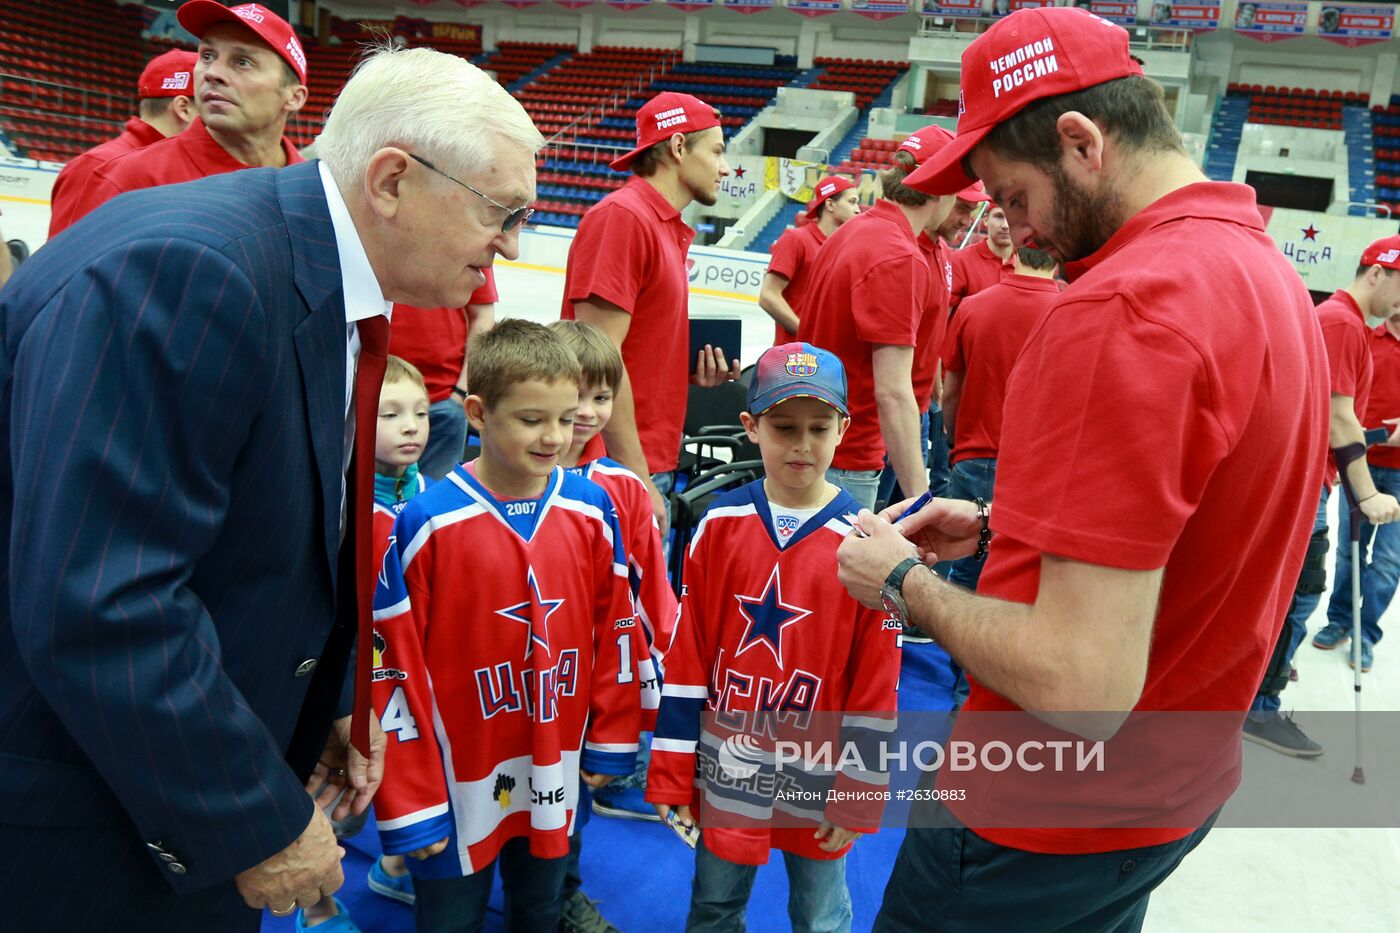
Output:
[880, 556, 923, 625]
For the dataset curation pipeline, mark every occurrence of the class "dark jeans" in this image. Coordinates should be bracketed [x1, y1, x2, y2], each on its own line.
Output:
[1254, 487, 1329, 713]
[414, 836, 567, 933]
[1326, 464, 1400, 645]
[420, 397, 469, 480]
[874, 809, 1219, 933]
[944, 457, 997, 593]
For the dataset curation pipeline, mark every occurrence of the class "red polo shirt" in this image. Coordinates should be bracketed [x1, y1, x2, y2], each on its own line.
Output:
[766, 222, 827, 345]
[912, 232, 953, 413]
[562, 176, 695, 475]
[1365, 323, 1400, 469]
[950, 238, 1013, 312]
[389, 270, 499, 404]
[941, 273, 1060, 463]
[55, 117, 304, 232]
[797, 199, 930, 471]
[1317, 289, 1373, 487]
[958, 183, 1328, 854]
[49, 117, 165, 236]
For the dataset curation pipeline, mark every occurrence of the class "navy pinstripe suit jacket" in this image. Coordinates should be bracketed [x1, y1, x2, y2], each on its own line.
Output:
[0, 160, 357, 898]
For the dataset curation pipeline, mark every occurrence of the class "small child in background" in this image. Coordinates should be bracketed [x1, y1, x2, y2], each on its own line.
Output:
[371, 320, 640, 933]
[299, 355, 432, 931]
[648, 343, 900, 933]
[549, 320, 680, 933]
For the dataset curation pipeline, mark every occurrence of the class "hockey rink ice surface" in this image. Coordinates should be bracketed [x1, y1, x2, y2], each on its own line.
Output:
[263, 261, 1400, 933]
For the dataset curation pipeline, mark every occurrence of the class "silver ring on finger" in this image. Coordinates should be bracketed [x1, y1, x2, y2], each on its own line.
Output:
[270, 904, 296, 917]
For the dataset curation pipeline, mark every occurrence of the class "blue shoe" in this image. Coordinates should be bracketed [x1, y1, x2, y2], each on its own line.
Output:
[1312, 623, 1350, 650]
[294, 898, 362, 932]
[367, 855, 416, 905]
[1348, 639, 1375, 673]
[591, 783, 662, 822]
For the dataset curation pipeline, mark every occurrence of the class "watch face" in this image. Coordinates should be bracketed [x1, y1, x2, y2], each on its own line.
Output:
[881, 590, 904, 620]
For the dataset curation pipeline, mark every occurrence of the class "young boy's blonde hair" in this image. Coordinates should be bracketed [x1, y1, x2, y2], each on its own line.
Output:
[469, 319, 582, 409]
[547, 320, 623, 391]
[383, 354, 428, 395]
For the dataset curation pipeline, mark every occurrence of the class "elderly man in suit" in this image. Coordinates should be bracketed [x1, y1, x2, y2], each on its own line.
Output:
[0, 46, 542, 930]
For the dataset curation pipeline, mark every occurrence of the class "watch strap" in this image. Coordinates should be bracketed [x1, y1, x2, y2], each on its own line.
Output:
[884, 556, 922, 595]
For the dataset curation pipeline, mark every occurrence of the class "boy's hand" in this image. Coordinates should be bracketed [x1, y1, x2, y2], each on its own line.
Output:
[691, 345, 742, 387]
[813, 820, 861, 852]
[654, 803, 698, 828]
[407, 838, 450, 861]
[580, 769, 617, 789]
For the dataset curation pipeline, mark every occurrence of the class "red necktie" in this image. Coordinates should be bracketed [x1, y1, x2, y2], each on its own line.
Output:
[350, 315, 390, 757]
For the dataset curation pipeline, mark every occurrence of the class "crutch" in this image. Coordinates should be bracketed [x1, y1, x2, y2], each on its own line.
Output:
[1332, 439, 1376, 785]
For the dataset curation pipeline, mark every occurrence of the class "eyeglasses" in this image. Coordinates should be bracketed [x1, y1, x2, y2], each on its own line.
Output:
[409, 154, 534, 233]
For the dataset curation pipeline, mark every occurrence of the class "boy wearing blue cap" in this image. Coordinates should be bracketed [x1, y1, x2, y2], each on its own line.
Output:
[647, 343, 901, 933]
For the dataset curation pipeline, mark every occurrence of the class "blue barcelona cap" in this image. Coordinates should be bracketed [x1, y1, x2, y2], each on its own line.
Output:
[747, 343, 849, 418]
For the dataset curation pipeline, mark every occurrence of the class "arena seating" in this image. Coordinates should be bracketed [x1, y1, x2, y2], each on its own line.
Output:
[810, 57, 907, 110]
[0, 0, 146, 161]
[477, 41, 574, 89]
[1225, 83, 1364, 130]
[1374, 96, 1400, 216]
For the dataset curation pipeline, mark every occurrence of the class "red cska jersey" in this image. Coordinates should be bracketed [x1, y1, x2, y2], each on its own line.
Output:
[372, 466, 640, 878]
[646, 481, 900, 865]
[568, 434, 679, 732]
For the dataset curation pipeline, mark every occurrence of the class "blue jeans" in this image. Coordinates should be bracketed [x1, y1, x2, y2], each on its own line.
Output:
[827, 468, 881, 513]
[1325, 465, 1400, 646]
[874, 808, 1218, 933]
[420, 397, 468, 480]
[686, 836, 852, 933]
[945, 457, 997, 593]
[413, 836, 567, 933]
[878, 410, 939, 509]
[1253, 487, 1329, 714]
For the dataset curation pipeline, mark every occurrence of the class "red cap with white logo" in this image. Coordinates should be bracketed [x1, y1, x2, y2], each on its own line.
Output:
[1361, 235, 1400, 271]
[895, 125, 956, 168]
[905, 6, 1142, 195]
[177, 1, 308, 84]
[609, 92, 721, 172]
[956, 180, 992, 204]
[805, 175, 857, 218]
[137, 49, 198, 99]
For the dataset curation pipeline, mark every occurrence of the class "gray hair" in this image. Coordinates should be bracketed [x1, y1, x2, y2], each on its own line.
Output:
[316, 45, 544, 188]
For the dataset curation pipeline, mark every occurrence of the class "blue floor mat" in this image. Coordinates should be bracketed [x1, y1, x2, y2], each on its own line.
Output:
[264, 641, 954, 932]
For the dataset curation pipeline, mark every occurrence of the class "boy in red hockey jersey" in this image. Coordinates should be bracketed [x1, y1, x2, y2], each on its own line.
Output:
[647, 343, 900, 933]
[371, 320, 639, 933]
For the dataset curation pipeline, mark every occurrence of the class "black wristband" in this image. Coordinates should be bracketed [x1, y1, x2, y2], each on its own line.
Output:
[973, 497, 991, 561]
[451, 386, 469, 399]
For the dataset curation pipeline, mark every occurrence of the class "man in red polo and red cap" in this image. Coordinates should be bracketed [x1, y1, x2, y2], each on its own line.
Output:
[54, 1, 306, 232]
[797, 127, 954, 513]
[759, 175, 860, 345]
[561, 91, 739, 533]
[48, 49, 198, 236]
[950, 196, 1016, 312]
[835, 7, 1328, 929]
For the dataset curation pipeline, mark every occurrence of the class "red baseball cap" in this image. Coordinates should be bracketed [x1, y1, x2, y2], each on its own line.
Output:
[896, 125, 956, 166]
[956, 180, 992, 204]
[806, 175, 857, 218]
[609, 92, 721, 172]
[905, 6, 1143, 195]
[177, 1, 308, 84]
[137, 50, 198, 99]
[1361, 236, 1400, 271]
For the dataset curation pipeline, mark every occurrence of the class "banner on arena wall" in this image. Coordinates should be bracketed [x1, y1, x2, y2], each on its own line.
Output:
[1261, 209, 1398, 293]
[1148, 0, 1222, 30]
[555, 0, 595, 8]
[429, 21, 482, 42]
[453, 0, 490, 7]
[1232, 1, 1307, 41]
[500, 0, 545, 8]
[1317, 4, 1394, 46]
[668, 0, 717, 9]
[919, 0, 984, 17]
[786, 0, 843, 16]
[1075, 1, 1138, 26]
[994, 0, 1054, 15]
[720, 0, 776, 12]
[852, 0, 910, 19]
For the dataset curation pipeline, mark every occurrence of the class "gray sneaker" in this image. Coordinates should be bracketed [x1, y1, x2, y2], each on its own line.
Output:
[1243, 711, 1323, 758]
[559, 891, 621, 933]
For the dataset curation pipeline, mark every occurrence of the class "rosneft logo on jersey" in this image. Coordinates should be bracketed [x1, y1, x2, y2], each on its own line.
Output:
[493, 773, 516, 810]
